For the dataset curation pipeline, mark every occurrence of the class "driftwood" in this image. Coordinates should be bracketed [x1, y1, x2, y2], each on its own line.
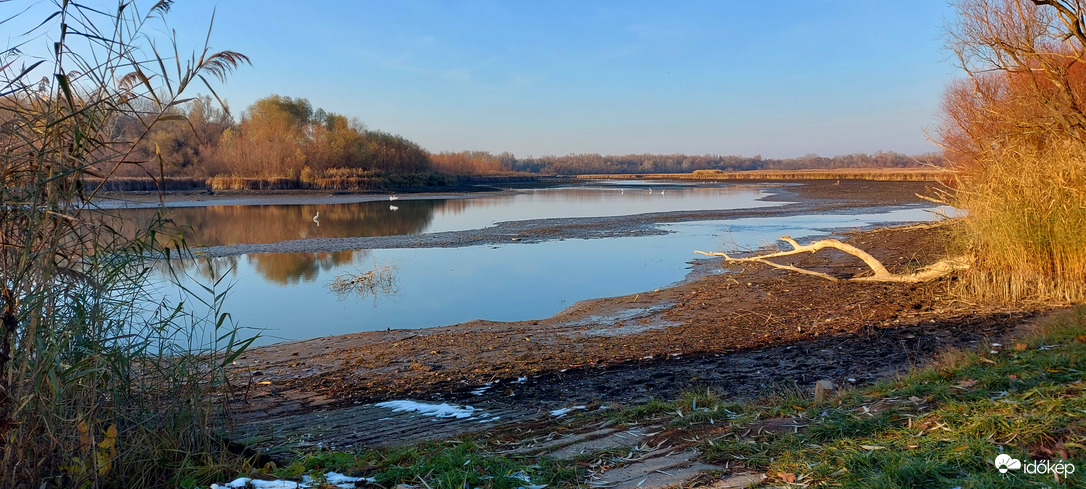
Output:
[694, 236, 971, 283]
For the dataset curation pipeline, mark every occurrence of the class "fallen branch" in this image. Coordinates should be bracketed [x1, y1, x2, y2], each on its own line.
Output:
[695, 236, 971, 283]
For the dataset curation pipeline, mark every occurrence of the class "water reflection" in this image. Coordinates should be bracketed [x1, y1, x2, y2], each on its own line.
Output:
[111, 183, 774, 250]
[153, 205, 947, 345]
[150, 248, 377, 285]
[248, 250, 366, 285]
[150, 255, 240, 283]
[117, 200, 441, 248]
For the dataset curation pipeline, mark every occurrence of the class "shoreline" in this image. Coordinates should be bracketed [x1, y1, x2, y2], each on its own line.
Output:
[227, 220, 1041, 455]
[217, 179, 1044, 455]
[134, 179, 938, 258]
[105, 177, 1039, 456]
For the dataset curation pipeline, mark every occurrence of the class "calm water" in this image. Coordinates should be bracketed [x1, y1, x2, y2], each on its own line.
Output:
[137, 183, 946, 345]
[118, 182, 776, 247]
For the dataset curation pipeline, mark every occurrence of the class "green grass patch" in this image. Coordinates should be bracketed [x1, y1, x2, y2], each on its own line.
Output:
[257, 439, 582, 489]
[694, 306, 1086, 487]
[227, 307, 1086, 488]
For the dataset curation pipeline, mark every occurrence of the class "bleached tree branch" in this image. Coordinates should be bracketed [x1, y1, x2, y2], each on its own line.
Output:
[695, 236, 972, 283]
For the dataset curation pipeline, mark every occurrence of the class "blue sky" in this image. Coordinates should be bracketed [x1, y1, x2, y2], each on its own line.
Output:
[7, 1, 960, 158]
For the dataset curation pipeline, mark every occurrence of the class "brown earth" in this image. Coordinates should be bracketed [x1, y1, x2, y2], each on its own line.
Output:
[225, 187, 1039, 454]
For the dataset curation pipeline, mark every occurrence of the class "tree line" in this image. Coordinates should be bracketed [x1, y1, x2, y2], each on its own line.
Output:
[509, 151, 941, 175]
[109, 94, 432, 179]
[102, 93, 940, 180]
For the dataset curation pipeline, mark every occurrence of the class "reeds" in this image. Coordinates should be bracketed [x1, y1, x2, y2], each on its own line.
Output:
[938, 0, 1086, 304]
[576, 168, 947, 182]
[1, 2, 252, 486]
[951, 140, 1086, 303]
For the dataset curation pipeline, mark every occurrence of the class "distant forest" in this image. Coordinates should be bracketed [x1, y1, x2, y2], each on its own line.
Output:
[107, 94, 942, 180]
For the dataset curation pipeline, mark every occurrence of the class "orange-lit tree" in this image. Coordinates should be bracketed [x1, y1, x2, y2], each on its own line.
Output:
[939, 0, 1086, 302]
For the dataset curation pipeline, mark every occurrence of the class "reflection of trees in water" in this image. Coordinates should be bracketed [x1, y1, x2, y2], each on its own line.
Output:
[248, 250, 368, 284]
[431, 185, 764, 214]
[150, 255, 240, 282]
[148, 249, 369, 285]
[115, 199, 443, 247]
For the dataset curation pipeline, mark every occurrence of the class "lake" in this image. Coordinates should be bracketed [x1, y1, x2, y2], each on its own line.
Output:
[125, 181, 948, 345]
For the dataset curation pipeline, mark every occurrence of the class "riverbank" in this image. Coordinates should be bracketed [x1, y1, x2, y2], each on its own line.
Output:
[223, 305, 1082, 489]
[577, 167, 945, 182]
[112, 179, 937, 257]
[206, 178, 1071, 487]
[226, 219, 1041, 458]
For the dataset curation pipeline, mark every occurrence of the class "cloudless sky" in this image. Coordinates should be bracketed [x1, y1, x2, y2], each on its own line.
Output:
[6, 1, 961, 158]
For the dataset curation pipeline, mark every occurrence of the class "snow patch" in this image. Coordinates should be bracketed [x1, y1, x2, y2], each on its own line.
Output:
[508, 471, 548, 489]
[375, 400, 478, 419]
[550, 405, 587, 417]
[210, 472, 372, 489]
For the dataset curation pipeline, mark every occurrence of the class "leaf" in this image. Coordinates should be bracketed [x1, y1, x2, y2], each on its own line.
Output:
[952, 379, 978, 389]
[777, 472, 796, 483]
[97, 424, 117, 449]
[76, 420, 91, 449]
[860, 444, 886, 450]
[54, 72, 76, 111]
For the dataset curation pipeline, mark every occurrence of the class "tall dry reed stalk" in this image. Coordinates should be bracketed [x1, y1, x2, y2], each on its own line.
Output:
[941, 0, 1086, 304]
[1, 1, 252, 486]
[952, 141, 1086, 303]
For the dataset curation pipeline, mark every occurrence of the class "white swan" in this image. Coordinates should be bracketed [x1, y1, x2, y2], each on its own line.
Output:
[389, 205, 399, 211]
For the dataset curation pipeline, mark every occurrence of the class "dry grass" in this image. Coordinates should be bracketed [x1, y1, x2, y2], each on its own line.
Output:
[576, 167, 949, 182]
[1, 3, 253, 487]
[952, 141, 1086, 304]
[84, 177, 208, 192]
[100, 171, 515, 192]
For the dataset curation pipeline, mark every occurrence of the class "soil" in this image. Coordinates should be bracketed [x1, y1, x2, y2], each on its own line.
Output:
[220, 180, 1044, 454]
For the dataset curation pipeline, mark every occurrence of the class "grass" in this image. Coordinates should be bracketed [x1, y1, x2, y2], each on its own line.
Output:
[241, 440, 584, 489]
[1, 3, 252, 487]
[88, 171, 525, 192]
[232, 305, 1086, 488]
[695, 305, 1086, 488]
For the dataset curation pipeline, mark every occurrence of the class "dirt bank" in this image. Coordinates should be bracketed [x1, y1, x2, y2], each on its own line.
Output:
[227, 217, 1038, 453]
[216, 179, 1046, 455]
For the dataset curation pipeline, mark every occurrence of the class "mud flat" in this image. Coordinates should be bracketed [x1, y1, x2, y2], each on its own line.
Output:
[175, 179, 937, 257]
[221, 180, 1041, 455]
